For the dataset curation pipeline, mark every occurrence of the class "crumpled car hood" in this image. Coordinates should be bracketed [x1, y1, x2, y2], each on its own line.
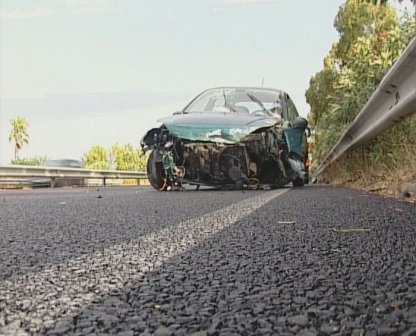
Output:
[159, 113, 278, 143]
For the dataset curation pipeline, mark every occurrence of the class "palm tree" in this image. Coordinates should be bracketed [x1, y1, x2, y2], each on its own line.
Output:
[9, 117, 29, 160]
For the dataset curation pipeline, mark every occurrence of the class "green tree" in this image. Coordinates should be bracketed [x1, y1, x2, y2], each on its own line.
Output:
[333, 0, 397, 62]
[362, 1, 416, 7]
[82, 145, 110, 169]
[111, 144, 148, 171]
[9, 117, 29, 160]
[11, 156, 48, 166]
[306, 0, 415, 166]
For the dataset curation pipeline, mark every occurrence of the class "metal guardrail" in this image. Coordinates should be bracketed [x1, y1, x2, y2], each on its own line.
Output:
[314, 36, 416, 176]
[0, 165, 147, 188]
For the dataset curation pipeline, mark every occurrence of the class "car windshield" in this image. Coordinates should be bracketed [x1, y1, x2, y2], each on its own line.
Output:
[183, 88, 283, 119]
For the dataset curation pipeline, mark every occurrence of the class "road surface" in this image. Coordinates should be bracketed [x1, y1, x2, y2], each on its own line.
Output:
[0, 186, 415, 335]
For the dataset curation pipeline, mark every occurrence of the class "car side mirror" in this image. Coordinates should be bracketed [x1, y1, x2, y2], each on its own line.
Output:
[293, 117, 308, 130]
[306, 127, 311, 137]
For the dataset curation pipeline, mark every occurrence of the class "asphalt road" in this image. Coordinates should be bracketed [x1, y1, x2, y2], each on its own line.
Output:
[0, 185, 415, 336]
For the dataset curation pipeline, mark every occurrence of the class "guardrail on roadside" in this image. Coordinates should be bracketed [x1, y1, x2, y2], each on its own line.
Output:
[0, 165, 147, 188]
[314, 36, 416, 176]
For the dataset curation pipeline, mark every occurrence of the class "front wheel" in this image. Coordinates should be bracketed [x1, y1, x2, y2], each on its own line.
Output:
[292, 177, 304, 187]
[147, 150, 168, 191]
[303, 172, 309, 185]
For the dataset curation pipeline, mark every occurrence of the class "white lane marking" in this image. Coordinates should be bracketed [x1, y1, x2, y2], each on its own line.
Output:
[0, 189, 289, 335]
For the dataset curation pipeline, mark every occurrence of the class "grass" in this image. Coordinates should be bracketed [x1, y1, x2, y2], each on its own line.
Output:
[318, 114, 416, 198]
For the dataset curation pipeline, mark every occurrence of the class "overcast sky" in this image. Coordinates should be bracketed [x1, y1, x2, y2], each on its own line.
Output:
[0, 0, 413, 164]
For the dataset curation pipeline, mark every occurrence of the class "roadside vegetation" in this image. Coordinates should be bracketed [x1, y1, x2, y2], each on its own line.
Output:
[7, 117, 147, 171]
[82, 144, 148, 171]
[306, 0, 416, 195]
[11, 156, 48, 166]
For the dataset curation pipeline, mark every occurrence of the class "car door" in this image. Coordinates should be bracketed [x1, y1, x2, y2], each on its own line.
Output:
[283, 94, 308, 160]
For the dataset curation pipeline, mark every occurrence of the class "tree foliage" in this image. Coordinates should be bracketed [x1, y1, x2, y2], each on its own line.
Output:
[306, 0, 416, 167]
[82, 144, 148, 171]
[82, 145, 110, 170]
[363, 0, 416, 6]
[8, 117, 29, 160]
[334, 0, 397, 61]
[111, 144, 148, 171]
[11, 156, 48, 166]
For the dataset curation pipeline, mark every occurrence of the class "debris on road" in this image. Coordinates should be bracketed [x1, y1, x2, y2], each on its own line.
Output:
[277, 221, 296, 224]
[329, 227, 371, 233]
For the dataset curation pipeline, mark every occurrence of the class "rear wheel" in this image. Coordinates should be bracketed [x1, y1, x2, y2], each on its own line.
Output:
[147, 150, 168, 190]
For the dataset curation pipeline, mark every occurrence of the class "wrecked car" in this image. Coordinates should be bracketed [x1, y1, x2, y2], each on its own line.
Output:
[141, 87, 310, 191]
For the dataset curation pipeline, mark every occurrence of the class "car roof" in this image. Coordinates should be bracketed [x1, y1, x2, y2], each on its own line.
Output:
[182, 87, 287, 112]
[207, 86, 284, 93]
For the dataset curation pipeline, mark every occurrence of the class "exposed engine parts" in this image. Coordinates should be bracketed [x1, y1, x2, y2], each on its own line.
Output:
[143, 122, 307, 190]
[180, 143, 249, 184]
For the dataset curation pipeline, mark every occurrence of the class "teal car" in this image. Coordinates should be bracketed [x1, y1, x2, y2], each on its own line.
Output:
[141, 87, 309, 190]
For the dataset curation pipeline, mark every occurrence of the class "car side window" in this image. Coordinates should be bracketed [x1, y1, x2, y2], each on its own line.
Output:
[286, 96, 299, 123]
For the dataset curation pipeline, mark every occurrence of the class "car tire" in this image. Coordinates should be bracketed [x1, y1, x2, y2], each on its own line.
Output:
[303, 172, 309, 185]
[292, 177, 304, 187]
[147, 150, 168, 191]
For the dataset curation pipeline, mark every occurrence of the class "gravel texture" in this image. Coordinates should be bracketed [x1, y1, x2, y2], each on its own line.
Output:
[1, 185, 416, 335]
[0, 187, 262, 280]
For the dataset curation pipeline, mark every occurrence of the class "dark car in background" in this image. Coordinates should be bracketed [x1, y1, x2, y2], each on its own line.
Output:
[141, 87, 310, 191]
[32, 159, 84, 188]
[45, 159, 83, 169]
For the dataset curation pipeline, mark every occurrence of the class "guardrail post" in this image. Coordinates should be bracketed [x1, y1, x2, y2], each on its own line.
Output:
[51, 177, 56, 188]
[103, 178, 107, 187]
[137, 179, 140, 186]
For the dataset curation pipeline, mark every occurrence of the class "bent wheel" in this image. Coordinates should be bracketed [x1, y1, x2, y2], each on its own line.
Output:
[147, 150, 168, 191]
[292, 177, 305, 187]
